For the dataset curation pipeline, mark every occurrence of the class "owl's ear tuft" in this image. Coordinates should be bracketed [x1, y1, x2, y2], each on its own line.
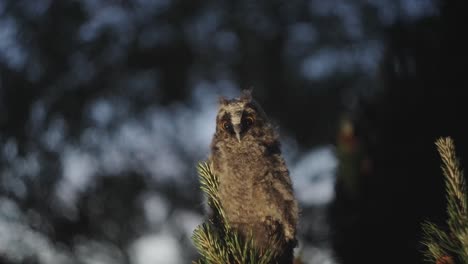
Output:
[218, 96, 229, 105]
[240, 89, 253, 101]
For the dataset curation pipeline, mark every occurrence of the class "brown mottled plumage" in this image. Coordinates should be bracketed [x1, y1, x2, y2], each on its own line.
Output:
[209, 90, 299, 263]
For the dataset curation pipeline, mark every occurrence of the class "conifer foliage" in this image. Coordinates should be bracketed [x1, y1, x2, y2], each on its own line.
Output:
[191, 162, 281, 264]
[422, 137, 468, 263]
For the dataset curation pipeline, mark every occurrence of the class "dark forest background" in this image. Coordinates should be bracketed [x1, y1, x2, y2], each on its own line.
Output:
[1, 0, 467, 263]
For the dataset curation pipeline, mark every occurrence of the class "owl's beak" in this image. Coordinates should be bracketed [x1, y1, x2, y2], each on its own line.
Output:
[233, 124, 242, 142]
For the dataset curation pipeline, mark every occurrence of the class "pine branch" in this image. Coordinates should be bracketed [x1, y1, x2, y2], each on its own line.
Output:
[192, 162, 280, 264]
[435, 138, 468, 230]
[421, 137, 468, 263]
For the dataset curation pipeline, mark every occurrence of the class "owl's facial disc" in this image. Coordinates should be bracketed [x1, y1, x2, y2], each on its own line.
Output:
[218, 99, 257, 143]
[232, 111, 257, 143]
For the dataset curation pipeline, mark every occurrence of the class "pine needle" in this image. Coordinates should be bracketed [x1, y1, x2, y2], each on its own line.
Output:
[192, 162, 280, 264]
[421, 137, 468, 263]
[435, 138, 467, 228]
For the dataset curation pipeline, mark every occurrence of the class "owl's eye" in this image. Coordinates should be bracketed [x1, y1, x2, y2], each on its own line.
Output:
[243, 116, 255, 128]
[222, 121, 232, 131]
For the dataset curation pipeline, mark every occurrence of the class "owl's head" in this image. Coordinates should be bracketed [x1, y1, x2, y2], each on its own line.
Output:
[215, 90, 271, 143]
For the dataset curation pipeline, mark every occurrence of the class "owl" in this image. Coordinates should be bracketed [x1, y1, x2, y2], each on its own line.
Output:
[209, 90, 299, 263]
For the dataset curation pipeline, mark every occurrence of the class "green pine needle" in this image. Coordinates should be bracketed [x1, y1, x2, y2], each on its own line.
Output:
[421, 137, 468, 263]
[192, 162, 280, 264]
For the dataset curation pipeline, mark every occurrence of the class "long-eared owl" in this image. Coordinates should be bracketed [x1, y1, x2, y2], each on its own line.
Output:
[209, 90, 299, 263]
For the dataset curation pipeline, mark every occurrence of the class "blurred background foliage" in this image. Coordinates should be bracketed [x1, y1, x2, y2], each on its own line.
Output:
[0, 0, 467, 263]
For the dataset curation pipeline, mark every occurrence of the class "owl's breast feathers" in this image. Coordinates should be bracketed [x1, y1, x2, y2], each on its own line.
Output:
[210, 138, 298, 245]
